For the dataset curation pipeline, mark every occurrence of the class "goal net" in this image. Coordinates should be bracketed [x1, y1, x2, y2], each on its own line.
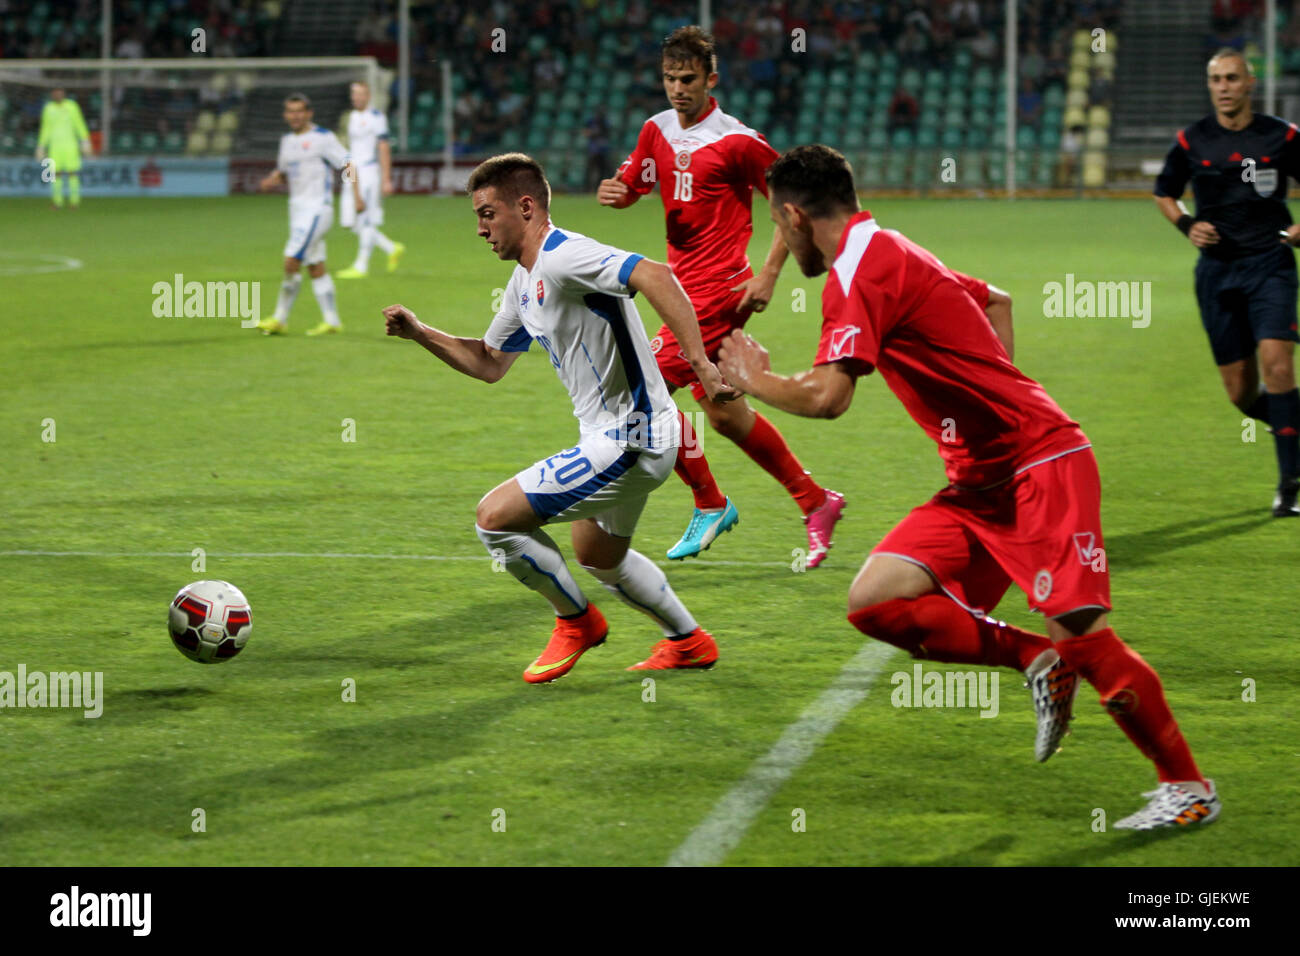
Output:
[0, 58, 382, 158]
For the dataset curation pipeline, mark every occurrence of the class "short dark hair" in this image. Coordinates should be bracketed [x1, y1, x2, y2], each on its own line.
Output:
[1208, 47, 1254, 76]
[467, 152, 551, 211]
[662, 25, 717, 75]
[284, 92, 312, 109]
[765, 145, 860, 219]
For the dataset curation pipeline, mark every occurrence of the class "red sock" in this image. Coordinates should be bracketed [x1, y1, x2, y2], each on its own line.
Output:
[848, 595, 1052, 671]
[1055, 628, 1204, 784]
[737, 413, 825, 515]
[674, 410, 726, 510]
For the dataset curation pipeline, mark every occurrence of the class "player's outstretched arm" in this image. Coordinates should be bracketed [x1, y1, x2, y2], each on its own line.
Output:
[626, 259, 738, 403]
[382, 303, 519, 383]
[732, 229, 789, 314]
[985, 284, 1014, 361]
[718, 329, 856, 419]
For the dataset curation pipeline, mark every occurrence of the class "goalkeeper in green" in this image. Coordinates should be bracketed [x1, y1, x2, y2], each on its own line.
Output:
[36, 88, 91, 208]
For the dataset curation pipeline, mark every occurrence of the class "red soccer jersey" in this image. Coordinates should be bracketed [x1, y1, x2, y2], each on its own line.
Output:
[617, 97, 778, 317]
[816, 212, 1087, 488]
[949, 268, 989, 310]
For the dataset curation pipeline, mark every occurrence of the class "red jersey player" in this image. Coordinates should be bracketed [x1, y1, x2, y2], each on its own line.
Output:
[718, 145, 1219, 831]
[598, 26, 845, 567]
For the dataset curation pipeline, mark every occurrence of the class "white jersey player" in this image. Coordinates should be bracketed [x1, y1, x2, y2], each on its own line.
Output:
[337, 82, 406, 278]
[382, 153, 738, 683]
[256, 93, 360, 336]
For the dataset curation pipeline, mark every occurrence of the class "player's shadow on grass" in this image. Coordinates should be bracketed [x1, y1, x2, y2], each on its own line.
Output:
[1021, 825, 1190, 866]
[105, 686, 216, 719]
[1105, 508, 1271, 569]
[914, 834, 1018, 866]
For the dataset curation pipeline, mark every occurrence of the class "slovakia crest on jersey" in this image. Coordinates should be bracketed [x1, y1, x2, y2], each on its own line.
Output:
[1254, 166, 1279, 197]
[536, 279, 545, 305]
[829, 325, 861, 359]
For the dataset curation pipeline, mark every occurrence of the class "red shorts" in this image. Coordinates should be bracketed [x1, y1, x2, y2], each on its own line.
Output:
[650, 283, 751, 400]
[871, 445, 1111, 619]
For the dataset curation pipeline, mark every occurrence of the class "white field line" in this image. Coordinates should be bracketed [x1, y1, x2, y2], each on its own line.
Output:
[0, 549, 808, 569]
[665, 639, 895, 867]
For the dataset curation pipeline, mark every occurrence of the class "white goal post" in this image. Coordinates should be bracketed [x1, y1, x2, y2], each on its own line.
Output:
[0, 57, 382, 158]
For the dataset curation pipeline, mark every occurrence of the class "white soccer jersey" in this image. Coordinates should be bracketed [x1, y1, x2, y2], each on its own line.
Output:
[483, 224, 681, 453]
[276, 125, 350, 212]
[346, 107, 389, 168]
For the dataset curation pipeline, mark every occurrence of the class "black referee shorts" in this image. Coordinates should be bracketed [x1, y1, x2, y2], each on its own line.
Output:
[1195, 244, 1299, 366]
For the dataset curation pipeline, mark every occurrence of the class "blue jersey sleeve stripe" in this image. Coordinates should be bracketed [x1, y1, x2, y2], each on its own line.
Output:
[542, 229, 570, 252]
[617, 253, 643, 289]
[498, 326, 532, 352]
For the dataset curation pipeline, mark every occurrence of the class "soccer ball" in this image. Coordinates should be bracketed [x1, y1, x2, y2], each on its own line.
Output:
[168, 580, 253, 663]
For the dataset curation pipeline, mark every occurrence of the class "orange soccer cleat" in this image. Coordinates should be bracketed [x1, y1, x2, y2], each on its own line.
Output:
[626, 627, 718, 671]
[522, 603, 608, 684]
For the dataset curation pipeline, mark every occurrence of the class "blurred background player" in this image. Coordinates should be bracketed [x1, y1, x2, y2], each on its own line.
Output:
[383, 153, 737, 681]
[720, 146, 1218, 831]
[1154, 48, 1300, 517]
[598, 26, 844, 566]
[337, 81, 406, 279]
[256, 93, 359, 337]
[36, 87, 90, 210]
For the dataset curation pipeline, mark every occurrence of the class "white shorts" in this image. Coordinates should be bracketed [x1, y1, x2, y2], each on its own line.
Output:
[283, 205, 333, 265]
[513, 436, 674, 538]
[340, 163, 383, 228]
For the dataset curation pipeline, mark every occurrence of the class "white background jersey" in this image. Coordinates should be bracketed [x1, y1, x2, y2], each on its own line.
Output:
[483, 225, 681, 453]
[276, 126, 349, 212]
[346, 108, 389, 168]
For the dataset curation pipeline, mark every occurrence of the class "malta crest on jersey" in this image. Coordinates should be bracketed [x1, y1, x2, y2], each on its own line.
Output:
[536, 279, 545, 305]
[1253, 166, 1279, 197]
[675, 149, 692, 171]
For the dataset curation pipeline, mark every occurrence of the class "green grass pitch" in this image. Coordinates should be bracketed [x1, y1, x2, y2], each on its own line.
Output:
[1, 193, 1295, 866]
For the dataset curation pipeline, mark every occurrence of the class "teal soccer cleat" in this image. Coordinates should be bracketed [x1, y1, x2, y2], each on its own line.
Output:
[666, 498, 739, 560]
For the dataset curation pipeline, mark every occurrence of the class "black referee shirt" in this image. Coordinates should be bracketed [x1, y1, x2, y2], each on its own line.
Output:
[1154, 113, 1300, 261]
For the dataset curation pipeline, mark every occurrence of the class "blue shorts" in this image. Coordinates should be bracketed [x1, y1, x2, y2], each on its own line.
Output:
[1194, 244, 1299, 366]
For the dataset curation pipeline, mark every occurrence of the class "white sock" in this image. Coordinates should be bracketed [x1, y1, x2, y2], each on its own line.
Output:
[475, 525, 587, 617]
[311, 273, 341, 327]
[371, 228, 395, 254]
[273, 273, 302, 320]
[353, 225, 373, 272]
[583, 549, 697, 637]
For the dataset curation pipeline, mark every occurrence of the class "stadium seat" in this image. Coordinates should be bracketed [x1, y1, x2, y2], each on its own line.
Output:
[1083, 151, 1106, 187]
[1066, 89, 1088, 110]
[868, 127, 888, 150]
[826, 89, 848, 111]
[884, 156, 907, 186]
[941, 127, 964, 150]
[917, 127, 938, 149]
[1040, 126, 1062, 150]
[890, 128, 914, 150]
[1043, 85, 1066, 109]
[855, 50, 879, 72]
[114, 132, 136, 153]
[185, 130, 208, 155]
[209, 131, 232, 154]
[161, 131, 184, 154]
[922, 88, 943, 110]
[138, 132, 159, 153]
[195, 111, 216, 132]
[1064, 107, 1086, 128]
[217, 111, 238, 132]
[1070, 49, 1091, 72]
[900, 68, 921, 91]
[1085, 127, 1109, 149]
[880, 51, 899, 73]
[1088, 105, 1111, 129]
[1073, 29, 1092, 52]
[1016, 126, 1037, 149]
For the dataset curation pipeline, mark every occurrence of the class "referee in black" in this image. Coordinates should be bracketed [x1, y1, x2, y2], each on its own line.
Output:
[1154, 48, 1300, 517]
